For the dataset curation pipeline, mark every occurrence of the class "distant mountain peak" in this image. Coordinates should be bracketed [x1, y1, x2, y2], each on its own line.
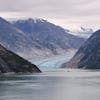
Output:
[0, 17, 85, 59]
[12, 18, 85, 58]
[80, 27, 93, 33]
[14, 18, 47, 24]
[68, 27, 94, 39]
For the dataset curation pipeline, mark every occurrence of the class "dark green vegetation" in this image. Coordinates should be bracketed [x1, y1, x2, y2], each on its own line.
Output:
[0, 44, 41, 73]
[62, 30, 100, 69]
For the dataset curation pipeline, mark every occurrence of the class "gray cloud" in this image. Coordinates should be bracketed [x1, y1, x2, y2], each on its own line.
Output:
[0, 0, 100, 30]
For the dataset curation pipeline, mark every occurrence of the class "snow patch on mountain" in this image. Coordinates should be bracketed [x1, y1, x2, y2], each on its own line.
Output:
[67, 27, 94, 39]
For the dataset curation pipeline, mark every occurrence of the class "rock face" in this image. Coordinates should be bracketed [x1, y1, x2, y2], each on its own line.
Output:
[62, 30, 100, 69]
[0, 44, 41, 73]
[12, 18, 85, 58]
[0, 17, 85, 59]
[0, 17, 33, 53]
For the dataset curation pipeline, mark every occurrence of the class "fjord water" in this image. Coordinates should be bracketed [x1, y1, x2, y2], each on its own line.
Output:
[0, 69, 100, 100]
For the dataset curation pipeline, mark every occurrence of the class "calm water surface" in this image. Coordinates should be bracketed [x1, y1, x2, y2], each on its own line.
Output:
[0, 69, 100, 100]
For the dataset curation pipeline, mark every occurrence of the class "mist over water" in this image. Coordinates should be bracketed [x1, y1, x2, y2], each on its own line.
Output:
[0, 69, 100, 100]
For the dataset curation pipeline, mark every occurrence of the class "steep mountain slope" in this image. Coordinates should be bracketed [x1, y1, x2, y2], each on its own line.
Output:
[0, 17, 47, 59]
[0, 17, 85, 59]
[0, 44, 41, 73]
[0, 17, 34, 52]
[12, 18, 85, 57]
[62, 30, 100, 69]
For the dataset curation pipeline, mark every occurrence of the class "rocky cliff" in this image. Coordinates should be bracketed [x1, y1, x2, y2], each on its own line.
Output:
[62, 30, 100, 69]
[0, 44, 41, 73]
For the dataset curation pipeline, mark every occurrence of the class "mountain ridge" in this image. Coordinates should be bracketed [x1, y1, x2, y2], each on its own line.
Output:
[62, 29, 100, 69]
[12, 18, 85, 58]
[0, 43, 41, 73]
[0, 17, 85, 59]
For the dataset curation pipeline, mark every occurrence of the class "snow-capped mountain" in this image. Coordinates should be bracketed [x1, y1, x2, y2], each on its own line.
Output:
[0, 17, 85, 59]
[68, 27, 94, 39]
[12, 18, 85, 57]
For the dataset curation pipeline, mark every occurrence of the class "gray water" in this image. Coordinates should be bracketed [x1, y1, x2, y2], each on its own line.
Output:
[0, 69, 100, 100]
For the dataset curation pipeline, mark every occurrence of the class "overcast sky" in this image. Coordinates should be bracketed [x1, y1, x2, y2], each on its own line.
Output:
[0, 0, 100, 30]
